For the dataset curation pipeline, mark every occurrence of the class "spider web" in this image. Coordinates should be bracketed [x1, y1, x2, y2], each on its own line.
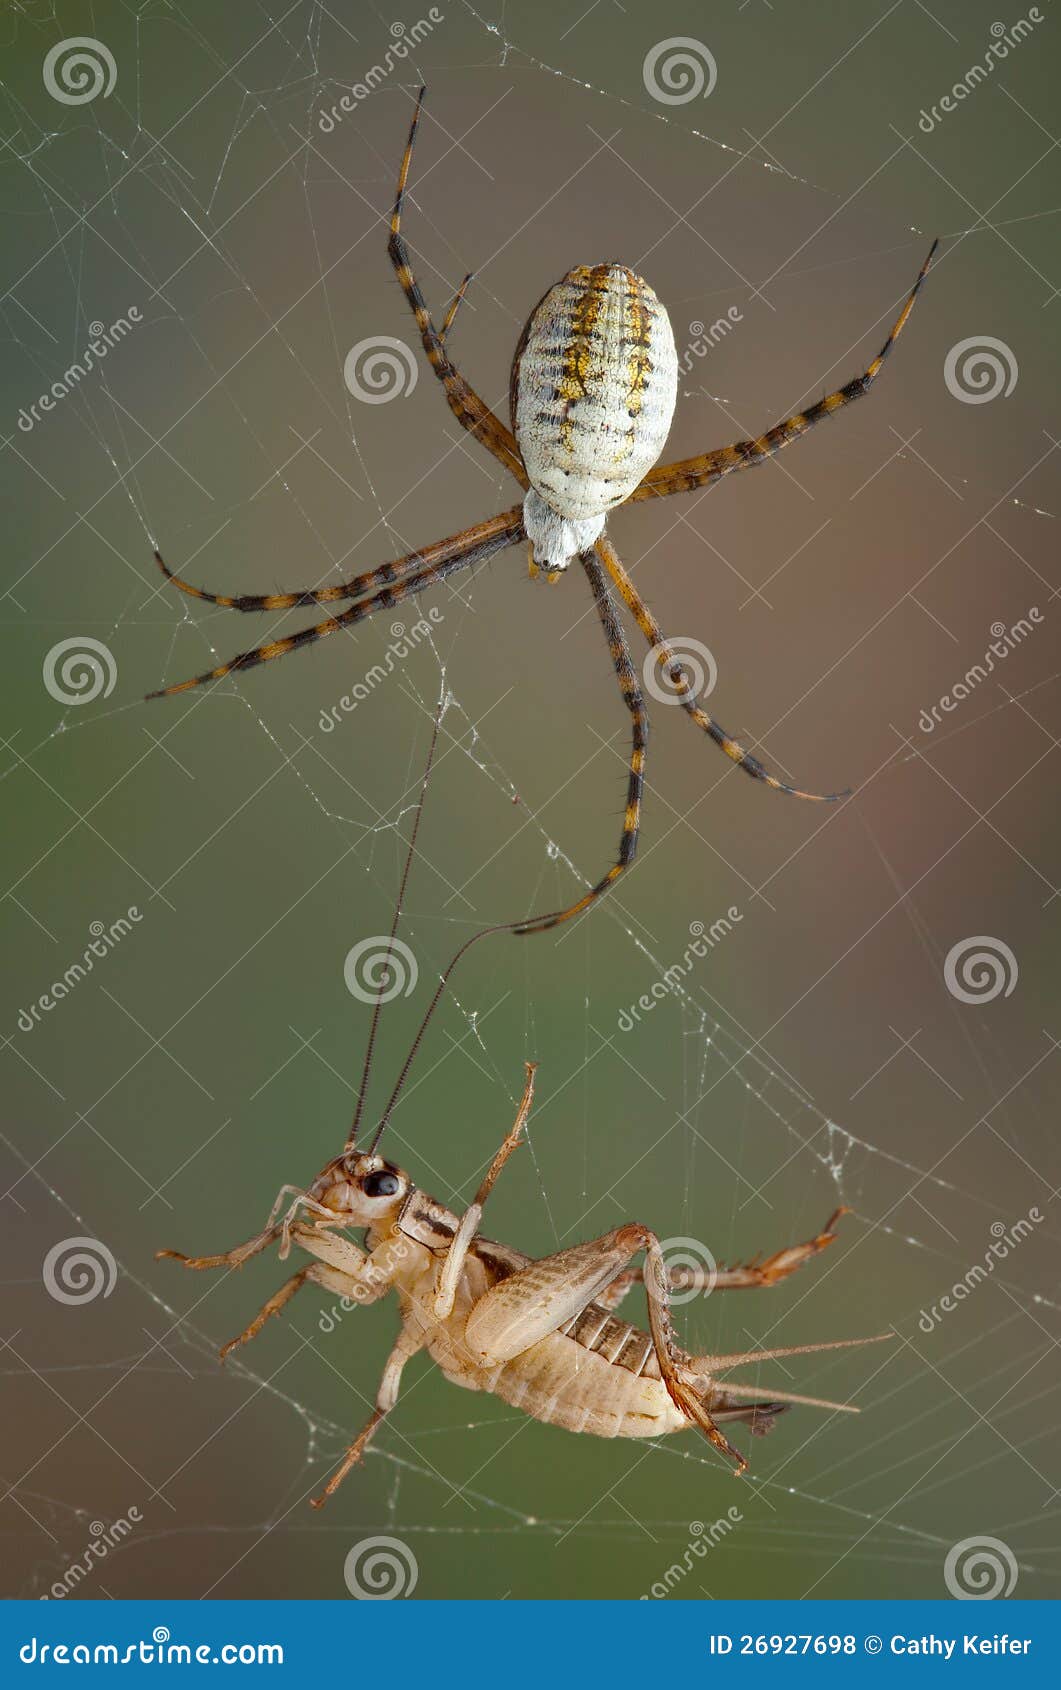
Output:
[1, 0, 1059, 1602]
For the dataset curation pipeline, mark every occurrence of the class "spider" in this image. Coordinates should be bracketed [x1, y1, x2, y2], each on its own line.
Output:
[148, 88, 936, 934]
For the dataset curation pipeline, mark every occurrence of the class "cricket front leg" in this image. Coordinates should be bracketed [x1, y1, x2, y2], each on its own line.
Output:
[218, 1258, 363, 1361]
[433, 1062, 536, 1320]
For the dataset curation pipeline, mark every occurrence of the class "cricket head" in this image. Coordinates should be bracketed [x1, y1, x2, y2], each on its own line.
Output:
[312, 1150, 411, 1229]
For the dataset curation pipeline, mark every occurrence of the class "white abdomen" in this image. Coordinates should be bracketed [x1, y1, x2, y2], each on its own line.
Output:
[512, 264, 678, 568]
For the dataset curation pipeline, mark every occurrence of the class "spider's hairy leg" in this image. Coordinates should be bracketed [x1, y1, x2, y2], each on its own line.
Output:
[389, 87, 527, 486]
[146, 513, 525, 699]
[630, 240, 937, 502]
[514, 552, 647, 935]
[596, 533, 848, 804]
[439, 271, 473, 344]
[152, 505, 523, 615]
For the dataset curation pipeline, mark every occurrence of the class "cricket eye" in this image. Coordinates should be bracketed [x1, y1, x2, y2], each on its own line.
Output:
[362, 1169, 400, 1198]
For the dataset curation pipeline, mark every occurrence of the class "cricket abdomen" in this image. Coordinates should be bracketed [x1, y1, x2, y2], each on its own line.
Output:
[512, 264, 678, 569]
[421, 1255, 685, 1439]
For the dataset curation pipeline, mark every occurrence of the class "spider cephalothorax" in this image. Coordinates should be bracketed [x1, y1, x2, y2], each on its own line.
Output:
[148, 87, 936, 935]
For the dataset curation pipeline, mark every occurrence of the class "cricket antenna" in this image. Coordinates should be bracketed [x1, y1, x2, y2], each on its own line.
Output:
[367, 917, 516, 1156]
[347, 698, 444, 1151]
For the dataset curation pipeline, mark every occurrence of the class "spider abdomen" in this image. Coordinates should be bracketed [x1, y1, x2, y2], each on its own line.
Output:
[512, 264, 678, 568]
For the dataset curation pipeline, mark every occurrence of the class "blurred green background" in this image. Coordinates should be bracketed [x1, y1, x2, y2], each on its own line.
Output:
[1, 0, 1059, 1601]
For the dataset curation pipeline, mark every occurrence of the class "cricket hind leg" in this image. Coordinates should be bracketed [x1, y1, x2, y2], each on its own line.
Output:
[463, 1220, 749, 1472]
[602, 1206, 850, 1302]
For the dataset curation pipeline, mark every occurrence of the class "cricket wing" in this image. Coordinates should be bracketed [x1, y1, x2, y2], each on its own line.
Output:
[464, 1229, 638, 1366]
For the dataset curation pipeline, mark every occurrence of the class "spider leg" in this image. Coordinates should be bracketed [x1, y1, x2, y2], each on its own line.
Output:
[629, 241, 937, 503]
[151, 505, 523, 613]
[514, 550, 646, 935]
[389, 88, 528, 487]
[596, 533, 846, 803]
[439, 271, 473, 344]
[146, 518, 523, 698]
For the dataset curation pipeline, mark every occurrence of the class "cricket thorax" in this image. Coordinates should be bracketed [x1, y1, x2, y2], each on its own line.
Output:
[513, 264, 678, 569]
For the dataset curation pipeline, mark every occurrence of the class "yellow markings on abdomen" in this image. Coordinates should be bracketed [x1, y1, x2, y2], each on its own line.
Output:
[514, 263, 678, 526]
